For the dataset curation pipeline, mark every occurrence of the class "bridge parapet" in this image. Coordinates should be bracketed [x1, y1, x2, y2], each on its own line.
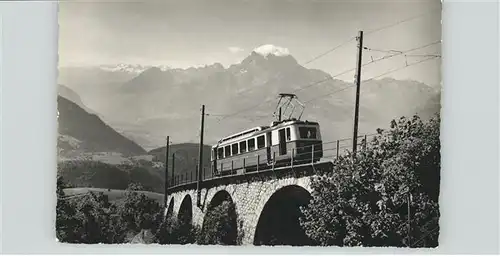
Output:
[165, 161, 334, 245]
[167, 161, 333, 193]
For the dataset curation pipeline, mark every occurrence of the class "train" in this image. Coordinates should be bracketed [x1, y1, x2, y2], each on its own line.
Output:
[165, 93, 324, 187]
[210, 118, 323, 176]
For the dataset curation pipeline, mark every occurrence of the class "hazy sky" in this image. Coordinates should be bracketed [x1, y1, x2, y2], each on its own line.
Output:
[59, 0, 442, 86]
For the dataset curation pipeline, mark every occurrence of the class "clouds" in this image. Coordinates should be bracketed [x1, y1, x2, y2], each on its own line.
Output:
[253, 44, 290, 57]
[228, 46, 245, 54]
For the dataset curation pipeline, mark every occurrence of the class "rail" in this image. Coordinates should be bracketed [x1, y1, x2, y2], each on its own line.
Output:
[167, 133, 380, 189]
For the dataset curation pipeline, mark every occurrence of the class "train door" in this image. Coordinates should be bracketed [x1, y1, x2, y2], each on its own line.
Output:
[266, 132, 272, 163]
[212, 147, 217, 176]
[278, 128, 287, 155]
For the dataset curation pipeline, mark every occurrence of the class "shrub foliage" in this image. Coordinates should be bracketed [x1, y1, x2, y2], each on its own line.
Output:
[56, 178, 197, 244]
[56, 114, 440, 247]
[300, 115, 440, 247]
[197, 200, 242, 245]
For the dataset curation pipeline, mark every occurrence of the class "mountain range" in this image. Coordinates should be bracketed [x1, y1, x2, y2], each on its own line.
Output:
[58, 47, 441, 151]
[57, 89, 147, 158]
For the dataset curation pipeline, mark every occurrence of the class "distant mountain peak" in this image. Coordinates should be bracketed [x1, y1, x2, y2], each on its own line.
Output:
[253, 44, 290, 58]
[99, 63, 170, 74]
[208, 62, 224, 70]
[142, 66, 163, 74]
[240, 47, 298, 71]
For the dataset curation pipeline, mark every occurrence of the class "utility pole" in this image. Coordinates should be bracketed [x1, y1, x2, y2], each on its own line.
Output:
[407, 191, 412, 247]
[278, 107, 282, 122]
[164, 136, 170, 207]
[171, 153, 175, 185]
[197, 105, 205, 207]
[352, 30, 364, 155]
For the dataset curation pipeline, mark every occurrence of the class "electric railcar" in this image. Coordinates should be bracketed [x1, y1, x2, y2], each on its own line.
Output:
[210, 119, 323, 176]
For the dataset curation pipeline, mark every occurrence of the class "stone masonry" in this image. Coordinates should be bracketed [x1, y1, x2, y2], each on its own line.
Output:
[165, 162, 332, 245]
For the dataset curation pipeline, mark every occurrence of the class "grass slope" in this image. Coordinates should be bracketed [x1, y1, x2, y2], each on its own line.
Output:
[58, 160, 165, 193]
[63, 187, 164, 205]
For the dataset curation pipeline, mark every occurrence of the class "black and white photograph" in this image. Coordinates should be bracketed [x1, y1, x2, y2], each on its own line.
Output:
[56, 0, 442, 247]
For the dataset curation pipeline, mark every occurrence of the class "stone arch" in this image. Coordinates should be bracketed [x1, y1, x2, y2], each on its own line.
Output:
[165, 197, 175, 219]
[207, 190, 232, 210]
[178, 195, 193, 226]
[199, 190, 239, 245]
[253, 185, 314, 246]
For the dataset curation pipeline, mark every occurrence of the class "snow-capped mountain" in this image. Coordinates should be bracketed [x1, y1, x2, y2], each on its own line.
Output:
[99, 63, 170, 74]
[253, 44, 291, 58]
[58, 45, 440, 150]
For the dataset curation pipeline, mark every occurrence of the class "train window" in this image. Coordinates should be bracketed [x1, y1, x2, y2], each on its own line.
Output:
[217, 148, 224, 159]
[232, 143, 239, 155]
[248, 138, 256, 151]
[299, 127, 317, 139]
[257, 135, 265, 149]
[224, 145, 231, 157]
[239, 141, 247, 153]
[286, 127, 291, 141]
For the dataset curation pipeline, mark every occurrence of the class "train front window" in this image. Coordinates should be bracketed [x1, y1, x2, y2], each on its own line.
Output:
[232, 143, 239, 155]
[248, 138, 255, 151]
[299, 127, 317, 139]
[257, 135, 265, 149]
[217, 148, 223, 159]
[239, 141, 247, 153]
[224, 146, 231, 157]
[286, 127, 291, 141]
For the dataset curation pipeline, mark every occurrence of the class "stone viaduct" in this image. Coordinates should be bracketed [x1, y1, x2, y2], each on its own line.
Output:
[164, 161, 333, 246]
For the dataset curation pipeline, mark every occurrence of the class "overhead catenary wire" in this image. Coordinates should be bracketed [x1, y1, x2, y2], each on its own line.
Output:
[290, 40, 441, 95]
[363, 40, 441, 63]
[363, 46, 403, 54]
[364, 43, 441, 65]
[205, 113, 269, 119]
[205, 8, 441, 136]
[364, 7, 441, 36]
[303, 51, 440, 104]
[365, 55, 440, 81]
[214, 7, 440, 123]
[302, 36, 357, 66]
[240, 41, 440, 107]
[403, 54, 441, 58]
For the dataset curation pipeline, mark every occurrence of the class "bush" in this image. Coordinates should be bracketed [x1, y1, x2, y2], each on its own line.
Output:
[155, 216, 200, 244]
[116, 183, 162, 234]
[56, 176, 82, 242]
[56, 179, 165, 244]
[197, 200, 240, 245]
[56, 178, 126, 244]
[300, 115, 440, 247]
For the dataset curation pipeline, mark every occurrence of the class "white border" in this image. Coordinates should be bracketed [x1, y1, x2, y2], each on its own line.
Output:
[0, 0, 499, 254]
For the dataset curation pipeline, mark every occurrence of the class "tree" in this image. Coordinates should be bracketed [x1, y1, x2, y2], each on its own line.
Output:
[56, 179, 162, 244]
[300, 114, 440, 247]
[116, 183, 162, 235]
[197, 200, 239, 245]
[56, 175, 81, 242]
[56, 178, 125, 244]
[155, 216, 200, 245]
[71, 192, 126, 244]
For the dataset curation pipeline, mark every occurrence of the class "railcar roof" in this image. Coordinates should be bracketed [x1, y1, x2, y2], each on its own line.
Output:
[212, 119, 320, 148]
[273, 119, 319, 126]
[217, 126, 269, 144]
